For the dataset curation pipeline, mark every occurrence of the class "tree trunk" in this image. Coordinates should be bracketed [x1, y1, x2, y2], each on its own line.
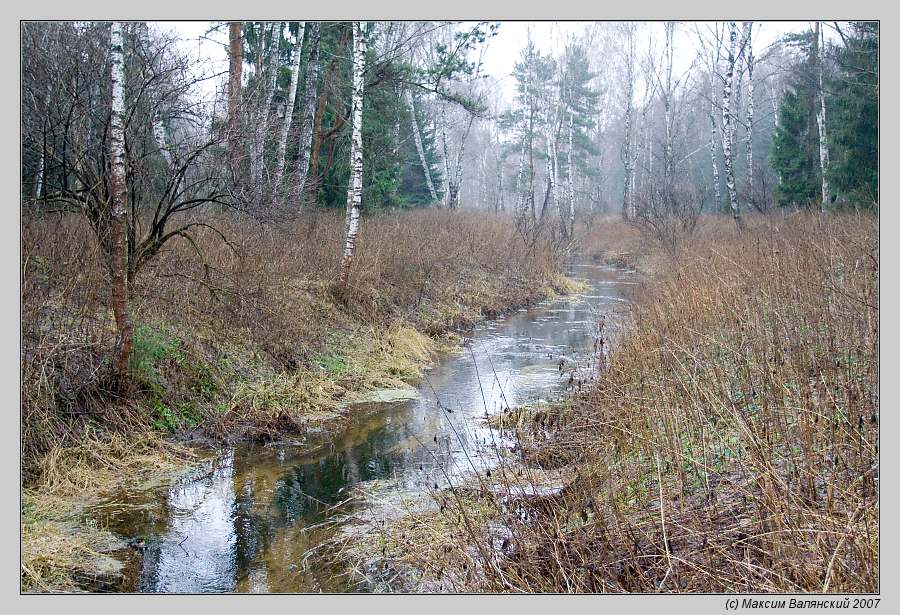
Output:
[815, 21, 831, 209]
[566, 111, 575, 236]
[137, 23, 173, 170]
[338, 22, 366, 290]
[514, 128, 527, 222]
[622, 28, 634, 220]
[34, 119, 45, 201]
[296, 21, 321, 197]
[495, 128, 505, 213]
[743, 22, 755, 209]
[722, 22, 742, 229]
[528, 104, 535, 221]
[109, 22, 133, 382]
[274, 21, 305, 191]
[439, 106, 452, 208]
[622, 65, 634, 220]
[709, 64, 722, 210]
[252, 22, 280, 187]
[228, 22, 243, 177]
[309, 25, 348, 203]
[405, 89, 438, 202]
[547, 126, 562, 235]
[663, 22, 675, 184]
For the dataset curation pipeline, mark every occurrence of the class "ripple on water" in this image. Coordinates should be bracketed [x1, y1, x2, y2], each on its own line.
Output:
[100, 260, 635, 593]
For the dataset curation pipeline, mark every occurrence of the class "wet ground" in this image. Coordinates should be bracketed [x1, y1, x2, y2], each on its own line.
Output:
[87, 259, 637, 593]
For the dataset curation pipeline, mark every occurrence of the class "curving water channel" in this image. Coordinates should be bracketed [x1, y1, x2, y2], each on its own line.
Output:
[88, 259, 637, 593]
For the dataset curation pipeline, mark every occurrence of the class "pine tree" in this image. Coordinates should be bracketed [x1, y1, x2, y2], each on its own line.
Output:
[827, 22, 878, 206]
[771, 86, 819, 208]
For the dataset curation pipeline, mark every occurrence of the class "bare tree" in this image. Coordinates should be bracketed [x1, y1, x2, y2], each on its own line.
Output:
[815, 20, 831, 209]
[228, 22, 243, 177]
[406, 89, 439, 202]
[621, 23, 636, 220]
[338, 22, 367, 290]
[274, 21, 305, 191]
[721, 21, 742, 228]
[295, 21, 321, 198]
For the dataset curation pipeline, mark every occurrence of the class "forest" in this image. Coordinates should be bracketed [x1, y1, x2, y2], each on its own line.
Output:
[20, 20, 877, 594]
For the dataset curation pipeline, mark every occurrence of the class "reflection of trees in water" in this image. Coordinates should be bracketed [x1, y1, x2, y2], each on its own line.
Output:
[232, 473, 277, 580]
[133, 265, 632, 592]
[143, 451, 238, 592]
[272, 433, 402, 524]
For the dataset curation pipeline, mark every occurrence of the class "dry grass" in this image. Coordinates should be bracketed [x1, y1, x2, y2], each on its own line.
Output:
[376, 213, 878, 593]
[22, 208, 565, 483]
[22, 208, 568, 592]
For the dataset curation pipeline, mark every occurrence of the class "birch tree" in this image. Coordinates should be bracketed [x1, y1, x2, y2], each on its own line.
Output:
[493, 123, 505, 213]
[228, 21, 243, 177]
[250, 22, 281, 187]
[566, 111, 575, 234]
[621, 23, 636, 220]
[406, 89, 439, 202]
[721, 21, 742, 228]
[295, 21, 321, 196]
[815, 21, 831, 209]
[274, 22, 305, 190]
[338, 22, 366, 290]
[743, 22, 756, 209]
[109, 21, 134, 380]
[697, 23, 724, 210]
[661, 22, 676, 186]
[136, 23, 174, 169]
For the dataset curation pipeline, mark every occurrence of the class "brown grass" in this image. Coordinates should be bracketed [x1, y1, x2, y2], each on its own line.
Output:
[22, 207, 570, 592]
[376, 213, 878, 593]
[22, 209, 566, 485]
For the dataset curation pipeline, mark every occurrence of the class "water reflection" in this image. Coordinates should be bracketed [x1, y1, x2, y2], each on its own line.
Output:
[100, 261, 636, 593]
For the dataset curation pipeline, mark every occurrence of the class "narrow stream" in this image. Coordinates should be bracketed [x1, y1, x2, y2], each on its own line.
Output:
[89, 259, 637, 593]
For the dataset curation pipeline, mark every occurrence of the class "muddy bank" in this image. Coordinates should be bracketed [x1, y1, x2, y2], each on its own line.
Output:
[61, 260, 635, 593]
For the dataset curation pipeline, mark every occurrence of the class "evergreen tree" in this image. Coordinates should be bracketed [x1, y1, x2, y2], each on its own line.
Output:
[400, 90, 444, 206]
[828, 22, 878, 206]
[770, 30, 820, 209]
[771, 86, 819, 207]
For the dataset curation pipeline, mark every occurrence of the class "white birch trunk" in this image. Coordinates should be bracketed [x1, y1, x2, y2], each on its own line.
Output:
[296, 22, 321, 196]
[249, 24, 265, 186]
[709, 67, 722, 208]
[770, 85, 782, 189]
[566, 111, 575, 236]
[663, 22, 675, 183]
[495, 128, 505, 213]
[439, 109, 452, 208]
[721, 22, 741, 228]
[622, 26, 635, 220]
[252, 22, 281, 186]
[405, 89, 438, 202]
[339, 22, 366, 289]
[514, 76, 530, 222]
[137, 23, 173, 169]
[815, 21, 831, 209]
[544, 123, 561, 230]
[109, 21, 133, 378]
[743, 22, 755, 208]
[34, 119, 45, 199]
[110, 23, 127, 245]
[514, 131, 527, 221]
[153, 116, 173, 167]
[274, 22, 305, 190]
[771, 86, 779, 131]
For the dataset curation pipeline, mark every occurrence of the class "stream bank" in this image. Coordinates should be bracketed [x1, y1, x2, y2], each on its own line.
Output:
[38, 259, 635, 593]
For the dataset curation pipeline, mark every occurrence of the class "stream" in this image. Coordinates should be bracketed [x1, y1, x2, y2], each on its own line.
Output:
[87, 259, 637, 593]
